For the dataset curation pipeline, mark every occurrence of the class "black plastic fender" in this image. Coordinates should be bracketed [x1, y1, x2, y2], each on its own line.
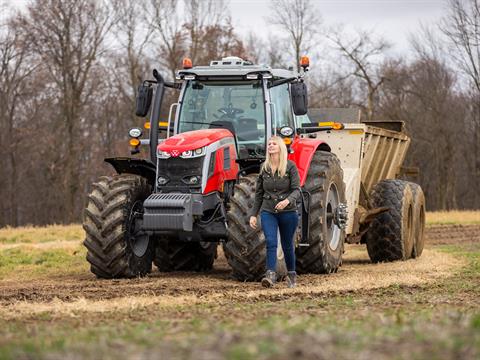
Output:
[105, 157, 156, 185]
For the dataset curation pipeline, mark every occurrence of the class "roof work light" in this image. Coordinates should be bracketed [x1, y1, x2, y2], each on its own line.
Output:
[183, 58, 193, 69]
[300, 56, 310, 70]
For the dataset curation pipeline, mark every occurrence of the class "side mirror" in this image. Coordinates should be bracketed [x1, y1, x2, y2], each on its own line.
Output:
[135, 83, 153, 117]
[291, 82, 308, 116]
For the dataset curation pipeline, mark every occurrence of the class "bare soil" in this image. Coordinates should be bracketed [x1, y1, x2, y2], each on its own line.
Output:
[0, 225, 472, 317]
[426, 224, 480, 245]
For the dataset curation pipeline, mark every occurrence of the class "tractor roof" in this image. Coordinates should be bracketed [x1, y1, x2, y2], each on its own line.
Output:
[177, 56, 297, 80]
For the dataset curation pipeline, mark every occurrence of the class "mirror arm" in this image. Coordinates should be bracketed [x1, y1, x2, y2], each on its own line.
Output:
[267, 77, 297, 88]
[143, 79, 181, 90]
[165, 81, 182, 89]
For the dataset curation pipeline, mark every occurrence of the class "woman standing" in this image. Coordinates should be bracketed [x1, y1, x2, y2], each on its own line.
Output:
[249, 136, 301, 288]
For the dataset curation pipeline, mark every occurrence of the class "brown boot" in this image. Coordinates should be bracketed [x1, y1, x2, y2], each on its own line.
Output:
[286, 271, 297, 288]
[261, 270, 276, 288]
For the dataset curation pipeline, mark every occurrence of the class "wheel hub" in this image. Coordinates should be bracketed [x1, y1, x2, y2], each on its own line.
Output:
[128, 200, 149, 257]
[325, 183, 344, 251]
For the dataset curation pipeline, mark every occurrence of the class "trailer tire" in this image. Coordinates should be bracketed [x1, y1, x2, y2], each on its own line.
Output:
[409, 183, 426, 258]
[365, 180, 414, 262]
[296, 151, 346, 274]
[154, 240, 217, 272]
[224, 174, 278, 281]
[83, 174, 153, 278]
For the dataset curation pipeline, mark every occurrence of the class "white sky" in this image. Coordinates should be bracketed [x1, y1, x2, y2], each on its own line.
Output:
[230, 0, 447, 56]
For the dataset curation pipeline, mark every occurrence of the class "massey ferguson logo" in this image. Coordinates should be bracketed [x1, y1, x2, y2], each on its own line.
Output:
[170, 150, 180, 157]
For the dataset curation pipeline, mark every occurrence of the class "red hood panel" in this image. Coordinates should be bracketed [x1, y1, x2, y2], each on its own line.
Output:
[157, 129, 233, 153]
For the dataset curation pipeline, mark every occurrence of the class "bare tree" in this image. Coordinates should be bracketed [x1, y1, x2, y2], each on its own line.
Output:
[0, 23, 34, 226]
[440, 0, 480, 205]
[111, 0, 152, 131]
[327, 28, 391, 120]
[16, 0, 112, 223]
[184, 0, 228, 64]
[193, 21, 247, 65]
[146, 0, 186, 80]
[268, 0, 320, 71]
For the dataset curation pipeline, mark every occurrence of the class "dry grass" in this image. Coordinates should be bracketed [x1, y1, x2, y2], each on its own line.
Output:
[426, 210, 480, 225]
[0, 224, 83, 244]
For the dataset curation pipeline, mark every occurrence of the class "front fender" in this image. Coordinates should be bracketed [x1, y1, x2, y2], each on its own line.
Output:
[288, 138, 330, 186]
[105, 157, 156, 185]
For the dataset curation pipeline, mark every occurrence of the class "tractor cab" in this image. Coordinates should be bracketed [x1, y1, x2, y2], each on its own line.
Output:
[168, 56, 308, 172]
[130, 56, 308, 175]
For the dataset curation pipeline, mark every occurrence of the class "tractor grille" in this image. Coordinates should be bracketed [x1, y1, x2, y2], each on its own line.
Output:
[157, 156, 204, 191]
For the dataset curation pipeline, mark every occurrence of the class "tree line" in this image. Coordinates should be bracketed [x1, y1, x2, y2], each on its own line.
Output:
[0, 0, 478, 227]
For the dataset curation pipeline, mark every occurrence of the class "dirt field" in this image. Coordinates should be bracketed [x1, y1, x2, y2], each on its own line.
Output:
[0, 222, 479, 359]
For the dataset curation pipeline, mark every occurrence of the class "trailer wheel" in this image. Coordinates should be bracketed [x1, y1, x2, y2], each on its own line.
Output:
[154, 240, 217, 272]
[409, 183, 426, 258]
[83, 174, 153, 278]
[296, 151, 346, 274]
[224, 174, 287, 281]
[365, 180, 414, 262]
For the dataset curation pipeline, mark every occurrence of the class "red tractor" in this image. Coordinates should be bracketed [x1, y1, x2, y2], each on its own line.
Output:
[83, 56, 424, 280]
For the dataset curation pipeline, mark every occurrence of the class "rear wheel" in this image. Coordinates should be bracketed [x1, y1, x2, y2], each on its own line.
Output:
[409, 183, 426, 258]
[296, 151, 346, 274]
[365, 180, 414, 262]
[83, 174, 153, 278]
[154, 240, 217, 272]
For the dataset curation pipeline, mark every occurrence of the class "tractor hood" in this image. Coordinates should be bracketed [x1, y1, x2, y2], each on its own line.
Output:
[157, 128, 234, 154]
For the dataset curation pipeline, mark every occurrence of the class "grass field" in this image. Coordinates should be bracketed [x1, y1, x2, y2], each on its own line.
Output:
[0, 213, 479, 359]
[426, 210, 480, 225]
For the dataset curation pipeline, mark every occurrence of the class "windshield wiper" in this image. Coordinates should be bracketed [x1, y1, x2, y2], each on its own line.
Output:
[181, 121, 229, 127]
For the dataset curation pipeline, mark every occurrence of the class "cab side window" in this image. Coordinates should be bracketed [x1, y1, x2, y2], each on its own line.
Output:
[270, 83, 293, 130]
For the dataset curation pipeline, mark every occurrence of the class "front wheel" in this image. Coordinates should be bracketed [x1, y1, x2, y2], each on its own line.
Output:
[83, 174, 154, 278]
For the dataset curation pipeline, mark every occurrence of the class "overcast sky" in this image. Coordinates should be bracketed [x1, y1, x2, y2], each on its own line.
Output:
[230, 0, 447, 56]
[3, 0, 448, 56]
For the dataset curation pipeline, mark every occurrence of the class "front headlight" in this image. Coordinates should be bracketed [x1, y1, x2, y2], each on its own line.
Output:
[182, 175, 201, 185]
[157, 150, 171, 159]
[129, 127, 143, 138]
[181, 147, 206, 158]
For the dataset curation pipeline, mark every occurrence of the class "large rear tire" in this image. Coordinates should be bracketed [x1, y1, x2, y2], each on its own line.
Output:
[409, 183, 426, 258]
[154, 240, 217, 272]
[296, 151, 347, 274]
[365, 180, 414, 262]
[83, 174, 154, 278]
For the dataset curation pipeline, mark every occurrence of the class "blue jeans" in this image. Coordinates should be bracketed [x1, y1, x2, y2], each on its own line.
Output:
[260, 210, 299, 272]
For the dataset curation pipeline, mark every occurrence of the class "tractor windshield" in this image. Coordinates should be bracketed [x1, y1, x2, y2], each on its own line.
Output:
[178, 80, 266, 157]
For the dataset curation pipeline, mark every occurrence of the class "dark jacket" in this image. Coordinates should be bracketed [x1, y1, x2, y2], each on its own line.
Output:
[252, 160, 301, 216]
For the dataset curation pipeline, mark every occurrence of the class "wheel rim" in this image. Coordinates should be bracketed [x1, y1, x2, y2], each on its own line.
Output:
[326, 182, 341, 251]
[128, 200, 149, 257]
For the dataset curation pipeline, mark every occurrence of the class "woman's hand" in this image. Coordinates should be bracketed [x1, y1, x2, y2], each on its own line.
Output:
[249, 216, 257, 229]
[275, 199, 290, 211]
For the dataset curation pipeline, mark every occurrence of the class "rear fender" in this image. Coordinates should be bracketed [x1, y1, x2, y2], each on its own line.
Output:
[288, 138, 331, 186]
[105, 157, 156, 185]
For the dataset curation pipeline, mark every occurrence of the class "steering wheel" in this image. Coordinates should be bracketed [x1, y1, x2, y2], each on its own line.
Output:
[217, 105, 244, 118]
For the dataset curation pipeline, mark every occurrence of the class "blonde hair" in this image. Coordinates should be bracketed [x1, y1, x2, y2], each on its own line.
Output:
[262, 136, 288, 176]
